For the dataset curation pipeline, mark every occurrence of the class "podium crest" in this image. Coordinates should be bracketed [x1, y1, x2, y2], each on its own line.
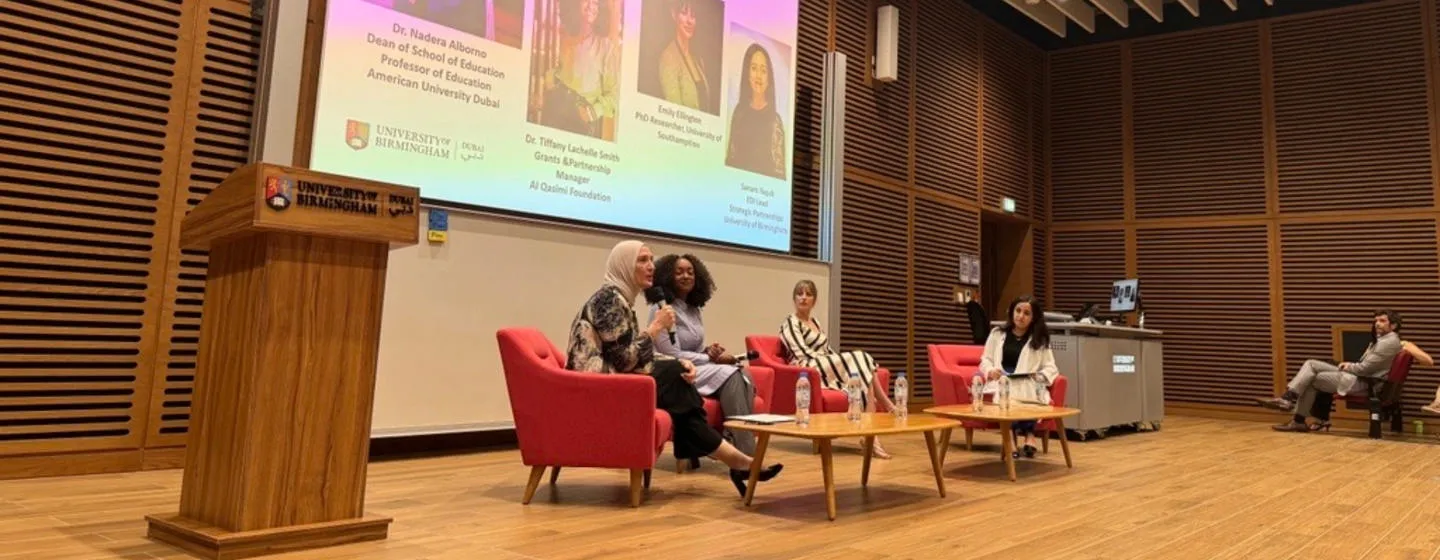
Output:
[264, 176, 294, 211]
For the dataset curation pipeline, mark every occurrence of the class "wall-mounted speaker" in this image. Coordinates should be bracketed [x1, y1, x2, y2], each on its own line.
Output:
[874, 5, 899, 82]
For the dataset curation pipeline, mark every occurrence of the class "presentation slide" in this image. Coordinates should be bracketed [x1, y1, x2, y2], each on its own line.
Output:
[308, 0, 800, 252]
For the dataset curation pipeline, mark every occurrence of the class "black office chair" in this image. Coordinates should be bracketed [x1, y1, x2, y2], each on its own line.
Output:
[965, 300, 989, 345]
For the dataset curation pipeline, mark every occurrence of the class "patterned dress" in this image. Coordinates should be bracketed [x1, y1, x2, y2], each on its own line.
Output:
[567, 284, 721, 459]
[779, 314, 879, 408]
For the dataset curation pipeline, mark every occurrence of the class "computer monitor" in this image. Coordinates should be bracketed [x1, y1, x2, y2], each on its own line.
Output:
[1111, 279, 1139, 313]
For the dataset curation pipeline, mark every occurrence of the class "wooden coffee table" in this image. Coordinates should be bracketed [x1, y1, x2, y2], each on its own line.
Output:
[724, 413, 961, 520]
[924, 404, 1081, 481]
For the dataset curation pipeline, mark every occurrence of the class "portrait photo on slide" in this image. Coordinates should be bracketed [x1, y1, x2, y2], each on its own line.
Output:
[722, 23, 792, 181]
[525, 0, 625, 142]
[636, 0, 725, 116]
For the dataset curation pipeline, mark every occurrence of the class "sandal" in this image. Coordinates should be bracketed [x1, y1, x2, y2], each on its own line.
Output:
[864, 438, 892, 460]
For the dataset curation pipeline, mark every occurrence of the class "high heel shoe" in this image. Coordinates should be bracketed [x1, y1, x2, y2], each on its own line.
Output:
[1308, 421, 1332, 432]
[729, 463, 784, 497]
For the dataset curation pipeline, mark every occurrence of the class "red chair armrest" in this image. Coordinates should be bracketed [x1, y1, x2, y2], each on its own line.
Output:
[1048, 375, 1069, 407]
[746, 365, 775, 413]
[761, 363, 824, 414]
[931, 366, 980, 405]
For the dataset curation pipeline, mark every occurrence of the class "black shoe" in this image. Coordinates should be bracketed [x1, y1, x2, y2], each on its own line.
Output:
[688, 457, 701, 470]
[1023, 444, 1037, 458]
[729, 464, 784, 497]
[1256, 396, 1295, 412]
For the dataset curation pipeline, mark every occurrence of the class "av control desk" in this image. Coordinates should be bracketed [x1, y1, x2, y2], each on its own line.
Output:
[993, 321, 1164, 437]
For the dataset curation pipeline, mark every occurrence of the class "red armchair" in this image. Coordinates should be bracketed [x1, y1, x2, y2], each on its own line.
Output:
[928, 343, 1068, 452]
[496, 327, 672, 507]
[745, 335, 892, 414]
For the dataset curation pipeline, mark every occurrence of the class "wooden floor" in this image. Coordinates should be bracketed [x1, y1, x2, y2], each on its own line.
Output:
[5, 415, 1440, 559]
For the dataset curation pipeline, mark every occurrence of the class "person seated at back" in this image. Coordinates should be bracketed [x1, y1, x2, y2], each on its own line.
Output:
[977, 295, 1060, 458]
[780, 279, 897, 459]
[648, 253, 758, 462]
[1256, 309, 1403, 432]
[1305, 336, 1431, 430]
[568, 240, 782, 496]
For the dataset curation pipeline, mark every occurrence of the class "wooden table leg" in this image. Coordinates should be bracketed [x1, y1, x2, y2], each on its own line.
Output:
[743, 433, 771, 507]
[818, 438, 836, 521]
[923, 431, 946, 498]
[999, 420, 1017, 481]
[938, 428, 952, 465]
[1055, 417, 1073, 468]
[861, 435, 875, 487]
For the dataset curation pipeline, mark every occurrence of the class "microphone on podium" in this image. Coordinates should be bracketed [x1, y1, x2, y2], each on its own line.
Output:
[643, 286, 677, 345]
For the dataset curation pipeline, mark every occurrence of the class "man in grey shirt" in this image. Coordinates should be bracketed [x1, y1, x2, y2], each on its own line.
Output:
[1257, 309, 1403, 431]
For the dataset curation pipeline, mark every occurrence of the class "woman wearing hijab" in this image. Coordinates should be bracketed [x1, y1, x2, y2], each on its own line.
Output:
[567, 240, 782, 496]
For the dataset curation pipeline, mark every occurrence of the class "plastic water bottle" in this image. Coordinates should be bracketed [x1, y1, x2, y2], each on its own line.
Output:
[795, 372, 811, 427]
[893, 372, 908, 420]
[999, 376, 1012, 412]
[970, 375, 985, 411]
[845, 371, 864, 423]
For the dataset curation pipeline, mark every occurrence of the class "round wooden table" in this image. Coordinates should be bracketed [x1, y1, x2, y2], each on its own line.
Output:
[924, 404, 1081, 481]
[725, 412, 961, 520]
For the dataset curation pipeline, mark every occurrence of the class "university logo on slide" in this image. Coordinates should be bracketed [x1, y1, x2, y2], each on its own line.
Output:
[345, 119, 371, 150]
[264, 176, 294, 211]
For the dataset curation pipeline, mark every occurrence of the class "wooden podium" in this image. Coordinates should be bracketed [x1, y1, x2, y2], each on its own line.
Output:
[144, 163, 419, 559]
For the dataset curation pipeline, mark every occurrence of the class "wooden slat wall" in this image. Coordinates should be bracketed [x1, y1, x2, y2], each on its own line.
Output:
[1049, 46, 1124, 223]
[789, 0, 830, 259]
[1137, 226, 1272, 406]
[0, 0, 256, 477]
[834, 0, 912, 185]
[823, 0, 1045, 401]
[913, 0, 980, 201]
[982, 26, 1040, 218]
[1280, 220, 1440, 412]
[838, 179, 910, 375]
[1131, 27, 1266, 219]
[1271, 2, 1433, 213]
[1046, 0, 1440, 418]
[145, 0, 261, 449]
[0, 0, 185, 458]
[912, 197, 981, 397]
[1050, 229, 1126, 315]
[1033, 227, 1049, 307]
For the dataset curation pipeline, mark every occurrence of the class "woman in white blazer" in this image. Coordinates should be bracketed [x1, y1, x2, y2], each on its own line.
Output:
[978, 295, 1060, 459]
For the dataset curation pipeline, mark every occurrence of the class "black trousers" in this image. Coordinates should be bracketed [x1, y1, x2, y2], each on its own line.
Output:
[652, 360, 724, 460]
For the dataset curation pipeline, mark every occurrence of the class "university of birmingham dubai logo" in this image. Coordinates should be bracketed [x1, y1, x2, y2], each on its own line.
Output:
[264, 176, 294, 211]
[346, 119, 371, 151]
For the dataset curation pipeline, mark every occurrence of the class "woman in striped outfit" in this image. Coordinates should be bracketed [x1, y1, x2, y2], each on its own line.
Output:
[780, 279, 896, 459]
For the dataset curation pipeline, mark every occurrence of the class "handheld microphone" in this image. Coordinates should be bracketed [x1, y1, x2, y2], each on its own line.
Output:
[643, 286, 677, 344]
[731, 350, 760, 362]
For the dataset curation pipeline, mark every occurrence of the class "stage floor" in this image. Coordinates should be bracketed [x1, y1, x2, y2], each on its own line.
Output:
[3, 415, 1439, 559]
